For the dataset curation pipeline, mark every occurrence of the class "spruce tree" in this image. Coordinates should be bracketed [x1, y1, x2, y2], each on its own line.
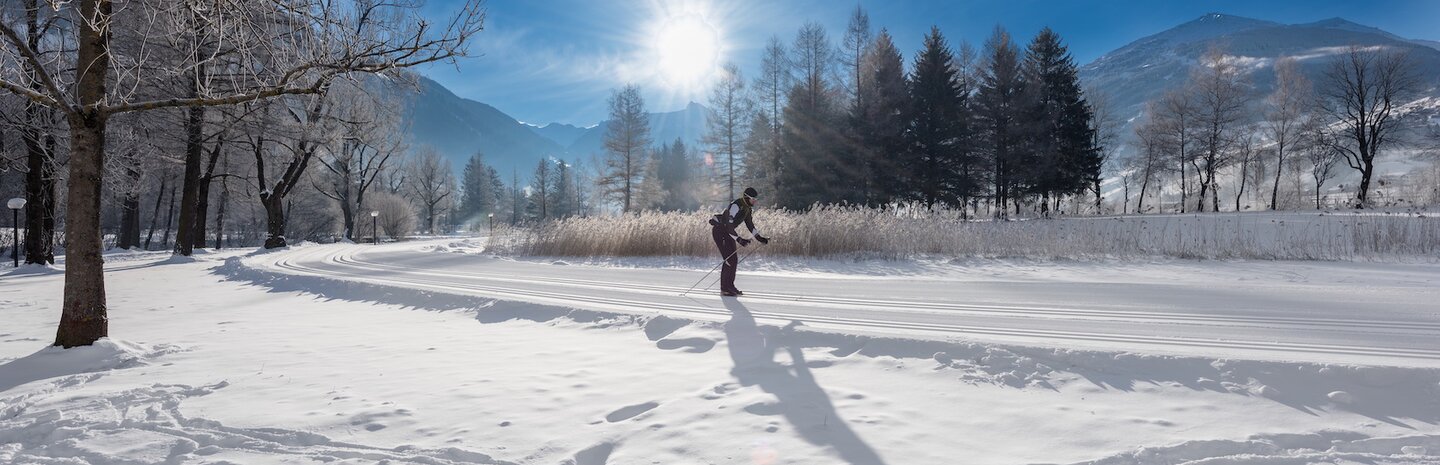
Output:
[656, 139, 697, 211]
[778, 22, 842, 210]
[1021, 27, 1097, 216]
[902, 26, 970, 208]
[976, 26, 1027, 217]
[458, 152, 495, 224]
[551, 160, 574, 218]
[851, 29, 909, 206]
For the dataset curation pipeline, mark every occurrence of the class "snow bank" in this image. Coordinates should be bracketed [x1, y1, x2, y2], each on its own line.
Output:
[1074, 431, 1440, 464]
[0, 338, 178, 393]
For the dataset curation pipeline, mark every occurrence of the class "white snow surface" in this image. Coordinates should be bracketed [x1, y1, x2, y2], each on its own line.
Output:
[2, 240, 1440, 464]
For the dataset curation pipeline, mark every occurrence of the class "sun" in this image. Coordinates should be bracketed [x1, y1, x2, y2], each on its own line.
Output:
[652, 13, 722, 90]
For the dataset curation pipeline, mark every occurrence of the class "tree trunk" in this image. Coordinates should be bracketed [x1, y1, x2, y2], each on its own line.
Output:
[57, 113, 108, 347]
[213, 176, 228, 249]
[143, 177, 167, 250]
[1093, 178, 1103, 213]
[118, 190, 140, 250]
[339, 198, 355, 241]
[1137, 171, 1151, 214]
[193, 174, 211, 249]
[22, 126, 57, 264]
[1178, 159, 1186, 213]
[161, 182, 177, 248]
[55, 0, 112, 348]
[1196, 170, 1208, 213]
[1270, 143, 1285, 210]
[261, 194, 288, 249]
[21, 0, 56, 265]
[1355, 161, 1373, 209]
[174, 104, 205, 255]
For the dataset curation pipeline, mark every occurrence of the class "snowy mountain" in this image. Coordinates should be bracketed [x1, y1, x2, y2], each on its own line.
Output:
[527, 122, 590, 148]
[562, 101, 711, 158]
[391, 76, 567, 179]
[1080, 13, 1440, 129]
[391, 76, 710, 180]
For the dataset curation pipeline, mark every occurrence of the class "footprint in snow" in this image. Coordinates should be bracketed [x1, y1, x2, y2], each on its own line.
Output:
[605, 401, 659, 422]
[656, 337, 716, 353]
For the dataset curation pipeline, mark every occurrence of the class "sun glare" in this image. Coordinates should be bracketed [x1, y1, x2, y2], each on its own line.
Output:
[653, 13, 721, 90]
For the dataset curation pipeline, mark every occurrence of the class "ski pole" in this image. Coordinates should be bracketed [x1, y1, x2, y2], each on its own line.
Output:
[681, 248, 740, 296]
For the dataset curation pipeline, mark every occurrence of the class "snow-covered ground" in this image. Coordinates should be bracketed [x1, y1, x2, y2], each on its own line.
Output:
[3, 240, 1440, 464]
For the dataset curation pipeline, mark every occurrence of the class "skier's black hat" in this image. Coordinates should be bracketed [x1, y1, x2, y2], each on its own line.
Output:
[743, 187, 759, 199]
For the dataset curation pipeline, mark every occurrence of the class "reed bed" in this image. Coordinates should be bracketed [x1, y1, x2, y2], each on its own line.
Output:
[488, 206, 1440, 261]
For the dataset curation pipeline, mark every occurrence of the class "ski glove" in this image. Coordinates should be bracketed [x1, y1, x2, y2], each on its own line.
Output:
[755, 235, 770, 245]
[737, 238, 751, 247]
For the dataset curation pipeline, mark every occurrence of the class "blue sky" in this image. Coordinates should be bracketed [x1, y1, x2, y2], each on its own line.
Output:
[415, 0, 1440, 127]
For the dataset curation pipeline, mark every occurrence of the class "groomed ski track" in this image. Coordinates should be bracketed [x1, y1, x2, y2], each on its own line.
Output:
[251, 241, 1440, 367]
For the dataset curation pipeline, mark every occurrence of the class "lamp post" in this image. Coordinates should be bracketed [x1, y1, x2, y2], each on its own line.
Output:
[487, 213, 494, 233]
[370, 210, 380, 245]
[7, 198, 25, 268]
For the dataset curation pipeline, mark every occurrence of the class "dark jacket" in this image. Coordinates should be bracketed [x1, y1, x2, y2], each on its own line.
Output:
[710, 197, 759, 239]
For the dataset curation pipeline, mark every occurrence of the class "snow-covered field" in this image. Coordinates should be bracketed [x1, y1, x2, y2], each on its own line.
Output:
[4, 240, 1440, 464]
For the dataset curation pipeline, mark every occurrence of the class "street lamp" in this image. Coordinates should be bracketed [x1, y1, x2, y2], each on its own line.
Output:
[370, 210, 380, 245]
[7, 198, 25, 268]
[487, 212, 494, 232]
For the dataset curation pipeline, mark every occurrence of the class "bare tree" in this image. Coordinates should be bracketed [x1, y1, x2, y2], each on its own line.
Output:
[1087, 86, 1121, 212]
[600, 84, 650, 212]
[0, 0, 485, 347]
[1189, 47, 1250, 212]
[703, 63, 750, 200]
[405, 147, 453, 233]
[752, 36, 790, 134]
[1231, 130, 1258, 211]
[1263, 56, 1314, 210]
[1319, 46, 1421, 208]
[7, 0, 62, 264]
[1131, 108, 1167, 214]
[1154, 89, 1197, 213]
[1307, 129, 1343, 209]
[314, 86, 407, 240]
[840, 5, 871, 108]
[370, 190, 416, 240]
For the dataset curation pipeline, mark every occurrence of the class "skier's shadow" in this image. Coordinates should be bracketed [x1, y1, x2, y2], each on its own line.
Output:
[722, 298, 888, 465]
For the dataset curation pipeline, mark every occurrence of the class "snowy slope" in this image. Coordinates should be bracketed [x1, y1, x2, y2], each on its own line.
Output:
[1080, 13, 1440, 137]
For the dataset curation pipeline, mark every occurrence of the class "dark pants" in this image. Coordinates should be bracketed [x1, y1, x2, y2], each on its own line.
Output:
[711, 224, 739, 292]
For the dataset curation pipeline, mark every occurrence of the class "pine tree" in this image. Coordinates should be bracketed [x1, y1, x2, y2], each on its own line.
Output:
[600, 84, 651, 212]
[975, 26, 1027, 217]
[487, 166, 510, 225]
[841, 5, 872, 108]
[551, 160, 574, 218]
[902, 26, 971, 208]
[742, 111, 781, 206]
[704, 63, 751, 200]
[853, 28, 909, 206]
[656, 139, 697, 211]
[458, 152, 496, 226]
[752, 36, 791, 136]
[1020, 27, 1097, 216]
[778, 22, 842, 210]
[528, 159, 552, 220]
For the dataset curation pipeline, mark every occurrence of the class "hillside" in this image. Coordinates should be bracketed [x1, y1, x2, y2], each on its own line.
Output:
[1080, 13, 1440, 127]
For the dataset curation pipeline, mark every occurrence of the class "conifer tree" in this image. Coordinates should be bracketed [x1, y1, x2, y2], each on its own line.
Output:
[975, 26, 1028, 217]
[1020, 27, 1098, 216]
[903, 27, 971, 208]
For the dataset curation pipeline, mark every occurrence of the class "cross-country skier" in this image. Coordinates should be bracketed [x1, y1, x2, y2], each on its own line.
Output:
[710, 187, 770, 297]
